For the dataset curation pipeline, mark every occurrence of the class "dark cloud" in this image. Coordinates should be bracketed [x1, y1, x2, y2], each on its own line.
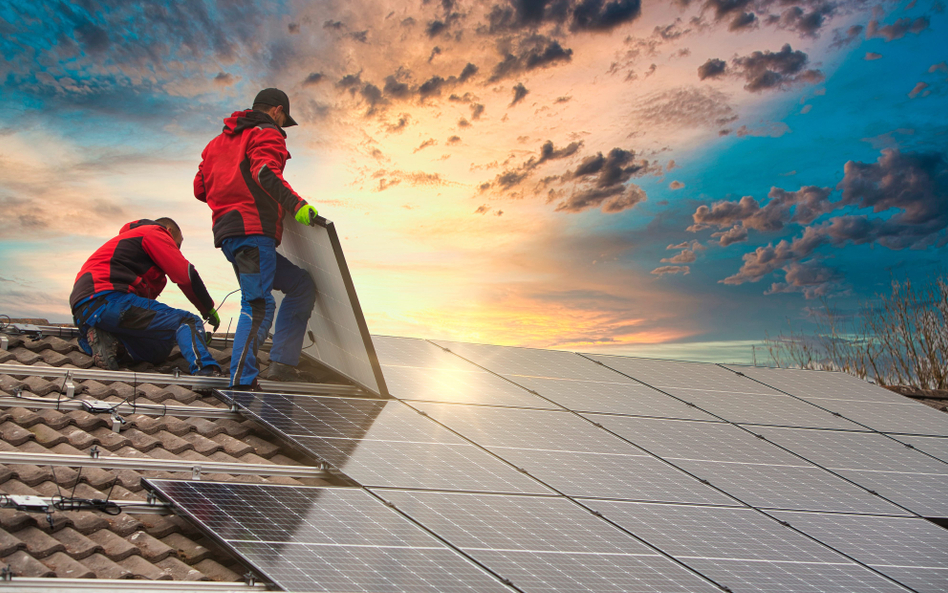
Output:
[830, 24, 863, 49]
[384, 113, 411, 133]
[768, 4, 835, 38]
[555, 183, 647, 213]
[731, 44, 824, 92]
[567, 148, 645, 187]
[704, 0, 752, 20]
[337, 73, 363, 91]
[213, 72, 237, 87]
[418, 75, 446, 100]
[414, 138, 437, 152]
[485, 0, 641, 33]
[471, 103, 485, 119]
[427, 20, 449, 36]
[713, 224, 748, 246]
[458, 118, 471, 127]
[510, 82, 530, 106]
[383, 75, 411, 99]
[690, 185, 834, 233]
[482, 139, 583, 191]
[360, 83, 384, 114]
[447, 135, 461, 144]
[765, 261, 843, 299]
[75, 23, 110, 55]
[459, 63, 479, 82]
[288, 22, 300, 34]
[302, 72, 324, 86]
[867, 16, 930, 41]
[727, 11, 757, 31]
[697, 58, 727, 79]
[490, 37, 573, 81]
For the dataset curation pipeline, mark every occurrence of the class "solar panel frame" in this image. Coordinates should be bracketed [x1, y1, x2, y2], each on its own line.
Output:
[429, 339, 622, 381]
[382, 364, 555, 408]
[588, 354, 781, 394]
[276, 216, 388, 396]
[143, 480, 513, 593]
[895, 435, 948, 464]
[722, 364, 909, 404]
[832, 469, 948, 518]
[791, 398, 948, 437]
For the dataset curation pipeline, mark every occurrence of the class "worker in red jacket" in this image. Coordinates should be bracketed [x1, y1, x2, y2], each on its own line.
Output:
[194, 88, 318, 389]
[70, 218, 222, 375]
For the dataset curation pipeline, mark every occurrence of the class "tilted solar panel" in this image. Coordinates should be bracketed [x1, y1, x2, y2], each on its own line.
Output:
[143, 481, 513, 593]
[276, 216, 387, 396]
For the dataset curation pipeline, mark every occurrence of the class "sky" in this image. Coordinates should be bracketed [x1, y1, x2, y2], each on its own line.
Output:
[0, 0, 945, 364]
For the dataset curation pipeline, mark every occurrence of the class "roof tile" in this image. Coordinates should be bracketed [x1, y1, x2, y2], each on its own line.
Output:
[77, 380, 115, 399]
[180, 432, 222, 455]
[49, 527, 104, 560]
[61, 426, 98, 450]
[83, 552, 133, 579]
[161, 532, 211, 564]
[155, 555, 208, 581]
[244, 434, 280, 459]
[10, 407, 43, 428]
[0, 421, 34, 446]
[34, 409, 71, 430]
[121, 428, 161, 452]
[39, 350, 71, 367]
[89, 426, 131, 450]
[88, 529, 139, 561]
[0, 350, 15, 364]
[0, 529, 25, 557]
[41, 550, 96, 578]
[14, 526, 66, 559]
[2, 549, 55, 577]
[105, 515, 145, 538]
[185, 418, 224, 438]
[128, 530, 174, 562]
[133, 514, 179, 539]
[119, 553, 173, 580]
[160, 416, 194, 437]
[0, 509, 38, 532]
[155, 431, 194, 455]
[211, 434, 253, 457]
[65, 410, 109, 431]
[29, 424, 68, 447]
[165, 385, 201, 405]
[65, 351, 95, 368]
[63, 512, 110, 536]
[12, 349, 42, 366]
[22, 376, 62, 396]
[193, 558, 242, 582]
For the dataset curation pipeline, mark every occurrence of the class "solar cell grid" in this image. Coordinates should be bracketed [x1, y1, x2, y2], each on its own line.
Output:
[292, 435, 553, 494]
[585, 414, 801, 465]
[483, 447, 737, 505]
[588, 355, 779, 394]
[797, 399, 948, 437]
[723, 365, 909, 404]
[372, 335, 478, 370]
[382, 364, 553, 408]
[672, 459, 911, 515]
[833, 469, 948, 518]
[683, 557, 907, 593]
[410, 402, 634, 454]
[507, 375, 717, 420]
[223, 391, 466, 445]
[429, 339, 621, 381]
[583, 501, 843, 562]
[755, 427, 948, 473]
[896, 435, 948, 464]
[375, 490, 652, 554]
[664, 388, 864, 430]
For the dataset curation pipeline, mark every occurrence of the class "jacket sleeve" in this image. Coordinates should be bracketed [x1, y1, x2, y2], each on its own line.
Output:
[246, 127, 308, 214]
[142, 230, 215, 316]
[194, 148, 208, 203]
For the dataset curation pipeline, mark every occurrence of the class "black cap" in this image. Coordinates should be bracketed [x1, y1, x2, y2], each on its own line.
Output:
[253, 88, 298, 127]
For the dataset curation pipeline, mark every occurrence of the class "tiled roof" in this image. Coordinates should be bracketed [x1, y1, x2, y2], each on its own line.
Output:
[0, 322, 342, 587]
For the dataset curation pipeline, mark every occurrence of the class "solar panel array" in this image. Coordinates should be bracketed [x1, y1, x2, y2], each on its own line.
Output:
[276, 216, 388, 396]
[147, 336, 948, 592]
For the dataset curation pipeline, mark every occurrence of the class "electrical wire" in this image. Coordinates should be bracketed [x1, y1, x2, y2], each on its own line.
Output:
[0, 314, 10, 332]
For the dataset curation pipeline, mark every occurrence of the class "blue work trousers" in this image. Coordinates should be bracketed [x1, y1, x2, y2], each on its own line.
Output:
[221, 235, 316, 387]
[74, 291, 218, 374]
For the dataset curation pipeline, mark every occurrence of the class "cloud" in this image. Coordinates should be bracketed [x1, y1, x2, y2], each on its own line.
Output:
[633, 86, 737, 130]
[661, 248, 697, 263]
[213, 72, 238, 87]
[384, 113, 411, 133]
[489, 36, 573, 82]
[768, 4, 836, 38]
[908, 82, 929, 98]
[728, 11, 757, 32]
[830, 24, 864, 48]
[373, 169, 447, 191]
[712, 224, 748, 246]
[446, 135, 461, 144]
[669, 180, 685, 189]
[651, 265, 690, 276]
[485, 0, 642, 33]
[765, 261, 843, 299]
[471, 103, 485, 119]
[690, 185, 835, 233]
[864, 52, 882, 61]
[555, 184, 647, 213]
[484, 139, 584, 191]
[731, 44, 824, 92]
[414, 138, 437, 152]
[867, 16, 930, 42]
[302, 72, 325, 86]
[571, 0, 643, 31]
[510, 82, 530, 106]
[735, 122, 791, 137]
[931, 62, 948, 73]
[697, 58, 727, 79]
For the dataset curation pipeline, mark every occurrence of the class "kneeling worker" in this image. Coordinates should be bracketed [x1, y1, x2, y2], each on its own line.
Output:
[70, 218, 222, 375]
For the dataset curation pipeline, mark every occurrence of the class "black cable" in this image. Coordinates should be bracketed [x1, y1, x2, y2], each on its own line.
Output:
[0, 314, 10, 332]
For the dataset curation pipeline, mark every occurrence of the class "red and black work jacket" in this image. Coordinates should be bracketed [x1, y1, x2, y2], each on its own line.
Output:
[69, 220, 214, 316]
[194, 109, 308, 247]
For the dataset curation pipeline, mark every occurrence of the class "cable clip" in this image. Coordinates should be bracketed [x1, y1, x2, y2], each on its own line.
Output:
[244, 572, 257, 586]
[173, 367, 181, 379]
[192, 465, 202, 480]
[0, 564, 12, 581]
[89, 445, 100, 459]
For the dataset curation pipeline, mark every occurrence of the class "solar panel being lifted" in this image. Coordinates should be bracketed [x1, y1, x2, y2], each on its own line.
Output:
[276, 216, 387, 397]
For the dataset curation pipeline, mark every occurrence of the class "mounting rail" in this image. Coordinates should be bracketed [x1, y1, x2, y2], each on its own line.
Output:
[0, 578, 268, 591]
[0, 395, 242, 420]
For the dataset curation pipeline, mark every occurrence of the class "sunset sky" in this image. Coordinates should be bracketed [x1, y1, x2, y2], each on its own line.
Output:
[1, 0, 945, 363]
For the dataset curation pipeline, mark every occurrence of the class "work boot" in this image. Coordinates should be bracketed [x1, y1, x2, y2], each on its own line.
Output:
[263, 361, 318, 383]
[87, 327, 121, 371]
[193, 365, 223, 377]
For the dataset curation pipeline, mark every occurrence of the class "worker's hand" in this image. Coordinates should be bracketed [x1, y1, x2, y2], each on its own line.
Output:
[294, 204, 319, 227]
[204, 308, 221, 332]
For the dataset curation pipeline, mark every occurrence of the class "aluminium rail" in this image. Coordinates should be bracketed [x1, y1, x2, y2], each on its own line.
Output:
[0, 363, 365, 396]
[0, 395, 243, 420]
[2, 324, 262, 352]
[0, 578, 269, 592]
[0, 452, 330, 480]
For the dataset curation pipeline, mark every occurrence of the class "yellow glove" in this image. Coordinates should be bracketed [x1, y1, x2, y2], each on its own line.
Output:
[204, 308, 221, 332]
[295, 204, 318, 226]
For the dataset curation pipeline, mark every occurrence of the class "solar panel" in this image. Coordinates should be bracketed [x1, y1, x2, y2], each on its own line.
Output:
[374, 490, 720, 593]
[429, 339, 621, 381]
[682, 557, 906, 593]
[896, 435, 948, 464]
[219, 390, 551, 494]
[381, 364, 553, 408]
[671, 459, 911, 515]
[144, 480, 512, 593]
[408, 402, 635, 454]
[754, 427, 948, 473]
[482, 448, 737, 505]
[722, 365, 909, 404]
[588, 355, 779, 394]
[793, 399, 948, 437]
[585, 415, 803, 466]
[664, 388, 865, 430]
[504, 375, 717, 420]
[769, 511, 948, 593]
[277, 217, 387, 396]
[372, 335, 479, 370]
[832, 469, 948, 518]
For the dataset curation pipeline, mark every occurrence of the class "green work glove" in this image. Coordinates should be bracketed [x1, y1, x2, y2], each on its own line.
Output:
[295, 204, 319, 227]
[204, 308, 221, 332]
